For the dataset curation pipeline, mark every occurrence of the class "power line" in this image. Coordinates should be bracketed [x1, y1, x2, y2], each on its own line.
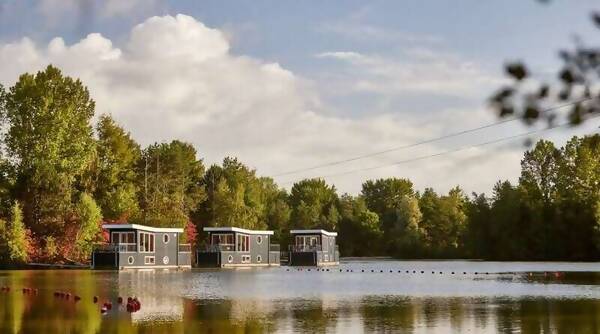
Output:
[280, 114, 600, 185]
[273, 99, 591, 177]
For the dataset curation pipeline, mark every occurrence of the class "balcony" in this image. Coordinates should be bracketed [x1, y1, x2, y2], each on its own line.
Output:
[93, 243, 137, 253]
[178, 244, 192, 253]
[289, 244, 322, 252]
[201, 244, 235, 252]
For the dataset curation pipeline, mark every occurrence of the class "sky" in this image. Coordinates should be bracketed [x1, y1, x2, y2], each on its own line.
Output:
[0, 0, 599, 195]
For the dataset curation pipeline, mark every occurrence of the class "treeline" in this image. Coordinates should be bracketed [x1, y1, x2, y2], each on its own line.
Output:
[0, 66, 599, 266]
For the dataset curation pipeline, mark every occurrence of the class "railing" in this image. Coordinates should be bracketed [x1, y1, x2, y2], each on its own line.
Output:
[270, 244, 280, 252]
[289, 244, 322, 252]
[93, 243, 137, 253]
[200, 244, 235, 252]
[178, 244, 191, 253]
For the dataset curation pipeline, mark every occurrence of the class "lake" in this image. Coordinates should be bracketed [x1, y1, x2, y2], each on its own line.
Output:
[1, 260, 600, 333]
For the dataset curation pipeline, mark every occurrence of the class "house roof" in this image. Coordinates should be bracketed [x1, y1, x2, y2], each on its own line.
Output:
[102, 224, 184, 233]
[203, 227, 274, 235]
[290, 229, 338, 237]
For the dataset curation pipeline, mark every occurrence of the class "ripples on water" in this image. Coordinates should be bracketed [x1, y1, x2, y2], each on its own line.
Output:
[1, 260, 600, 333]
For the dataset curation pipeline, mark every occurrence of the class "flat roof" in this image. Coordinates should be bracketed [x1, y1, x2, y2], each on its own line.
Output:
[203, 227, 274, 235]
[102, 224, 183, 233]
[290, 229, 338, 237]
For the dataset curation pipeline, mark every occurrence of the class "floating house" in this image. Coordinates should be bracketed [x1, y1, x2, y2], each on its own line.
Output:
[196, 227, 280, 267]
[289, 229, 339, 266]
[92, 224, 192, 270]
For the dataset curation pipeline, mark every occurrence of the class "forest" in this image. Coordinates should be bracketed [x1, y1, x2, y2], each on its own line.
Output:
[0, 65, 599, 266]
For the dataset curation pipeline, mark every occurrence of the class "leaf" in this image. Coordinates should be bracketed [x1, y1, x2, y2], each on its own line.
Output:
[569, 104, 583, 125]
[491, 87, 514, 103]
[524, 105, 540, 123]
[538, 85, 549, 98]
[592, 12, 600, 28]
[505, 62, 528, 81]
[559, 68, 575, 84]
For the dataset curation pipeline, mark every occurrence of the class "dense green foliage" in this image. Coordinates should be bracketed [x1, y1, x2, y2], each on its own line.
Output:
[0, 65, 599, 265]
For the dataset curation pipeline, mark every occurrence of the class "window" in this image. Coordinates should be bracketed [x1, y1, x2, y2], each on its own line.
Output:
[241, 255, 251, 263]
[111, 232, 136, 252]
[163, 234, 169, 244]
[127, 256, 134, 265]
[162, 256, 169, 265]
[228, 255, 233, 263]
[144, 256, 155, 265]
[295, 235, 319, 250]
[211, 234, 234, 245]
[139, 232, 155, 253]
[257, 236, 262, 244]
[236, 234, 250, 252]
[256, 255, 262, 263]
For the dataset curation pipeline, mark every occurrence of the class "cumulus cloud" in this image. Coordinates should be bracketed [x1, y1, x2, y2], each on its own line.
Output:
[0, 14, 531, 195]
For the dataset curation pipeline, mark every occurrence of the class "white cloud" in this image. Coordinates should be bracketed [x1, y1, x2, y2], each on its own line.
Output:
[0, 14, 532, 195]
[320, 21, 443, 45]
[316, 49, 505, 98]
[37, 0, 163, 23]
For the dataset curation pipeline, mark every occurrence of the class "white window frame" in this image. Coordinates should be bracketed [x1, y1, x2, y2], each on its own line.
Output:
[236, 234, 250, 253]
[163, 234, 170, 244]
[256, 255, 262, 263]
[241, 255, 251, 263]
[257, 235, 263, 244]
[111, 232, 136, 252]
[139, 232, 155, 253]
[211, 233, 235, 246]
[144, 256, 155, 265]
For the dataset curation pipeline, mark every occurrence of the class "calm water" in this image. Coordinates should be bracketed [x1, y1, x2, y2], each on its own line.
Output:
[2, 260, 600, 333]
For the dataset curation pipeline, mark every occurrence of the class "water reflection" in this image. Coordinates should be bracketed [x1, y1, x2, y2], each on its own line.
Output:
[1, 262, 600, 333]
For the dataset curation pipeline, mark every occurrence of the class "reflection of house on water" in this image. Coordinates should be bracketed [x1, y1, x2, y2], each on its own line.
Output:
[117, 271, 185, 322]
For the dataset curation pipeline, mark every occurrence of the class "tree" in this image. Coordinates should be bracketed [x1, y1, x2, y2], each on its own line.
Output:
[6, 202, 28, 264]
[490, 2, 600, 126]
[94, 114, 141, 220]
[464, 193, 492, 259]
[197, 158, 268, 231]
[361, 178, 414, 236]
[1, 65, 96, 236]
[73, 193, 102, 262]
[390, 196, 425, 258]
[258, 177, 290, 244]
[138, 140, 206, 228]
[419, 187, 468, 257]
[520, 140, 561, 203]
[288, 178, 340, 231]
[338, 194, 382, 256]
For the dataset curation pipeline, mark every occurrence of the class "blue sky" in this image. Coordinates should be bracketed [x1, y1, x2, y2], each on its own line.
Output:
[0, 0, 598, 194]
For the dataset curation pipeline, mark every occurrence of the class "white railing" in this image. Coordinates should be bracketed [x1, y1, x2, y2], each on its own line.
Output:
[93, 243, 137, 253]
[178, 244, 192, 253]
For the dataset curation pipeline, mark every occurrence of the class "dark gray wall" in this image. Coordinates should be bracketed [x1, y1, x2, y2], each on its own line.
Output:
[106, 229, 188, 268]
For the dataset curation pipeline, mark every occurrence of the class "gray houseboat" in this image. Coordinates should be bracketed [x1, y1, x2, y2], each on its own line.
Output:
[196, 227, 280, 267]
[289, 229, 340, 266]
[92, 224, 192, 270]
